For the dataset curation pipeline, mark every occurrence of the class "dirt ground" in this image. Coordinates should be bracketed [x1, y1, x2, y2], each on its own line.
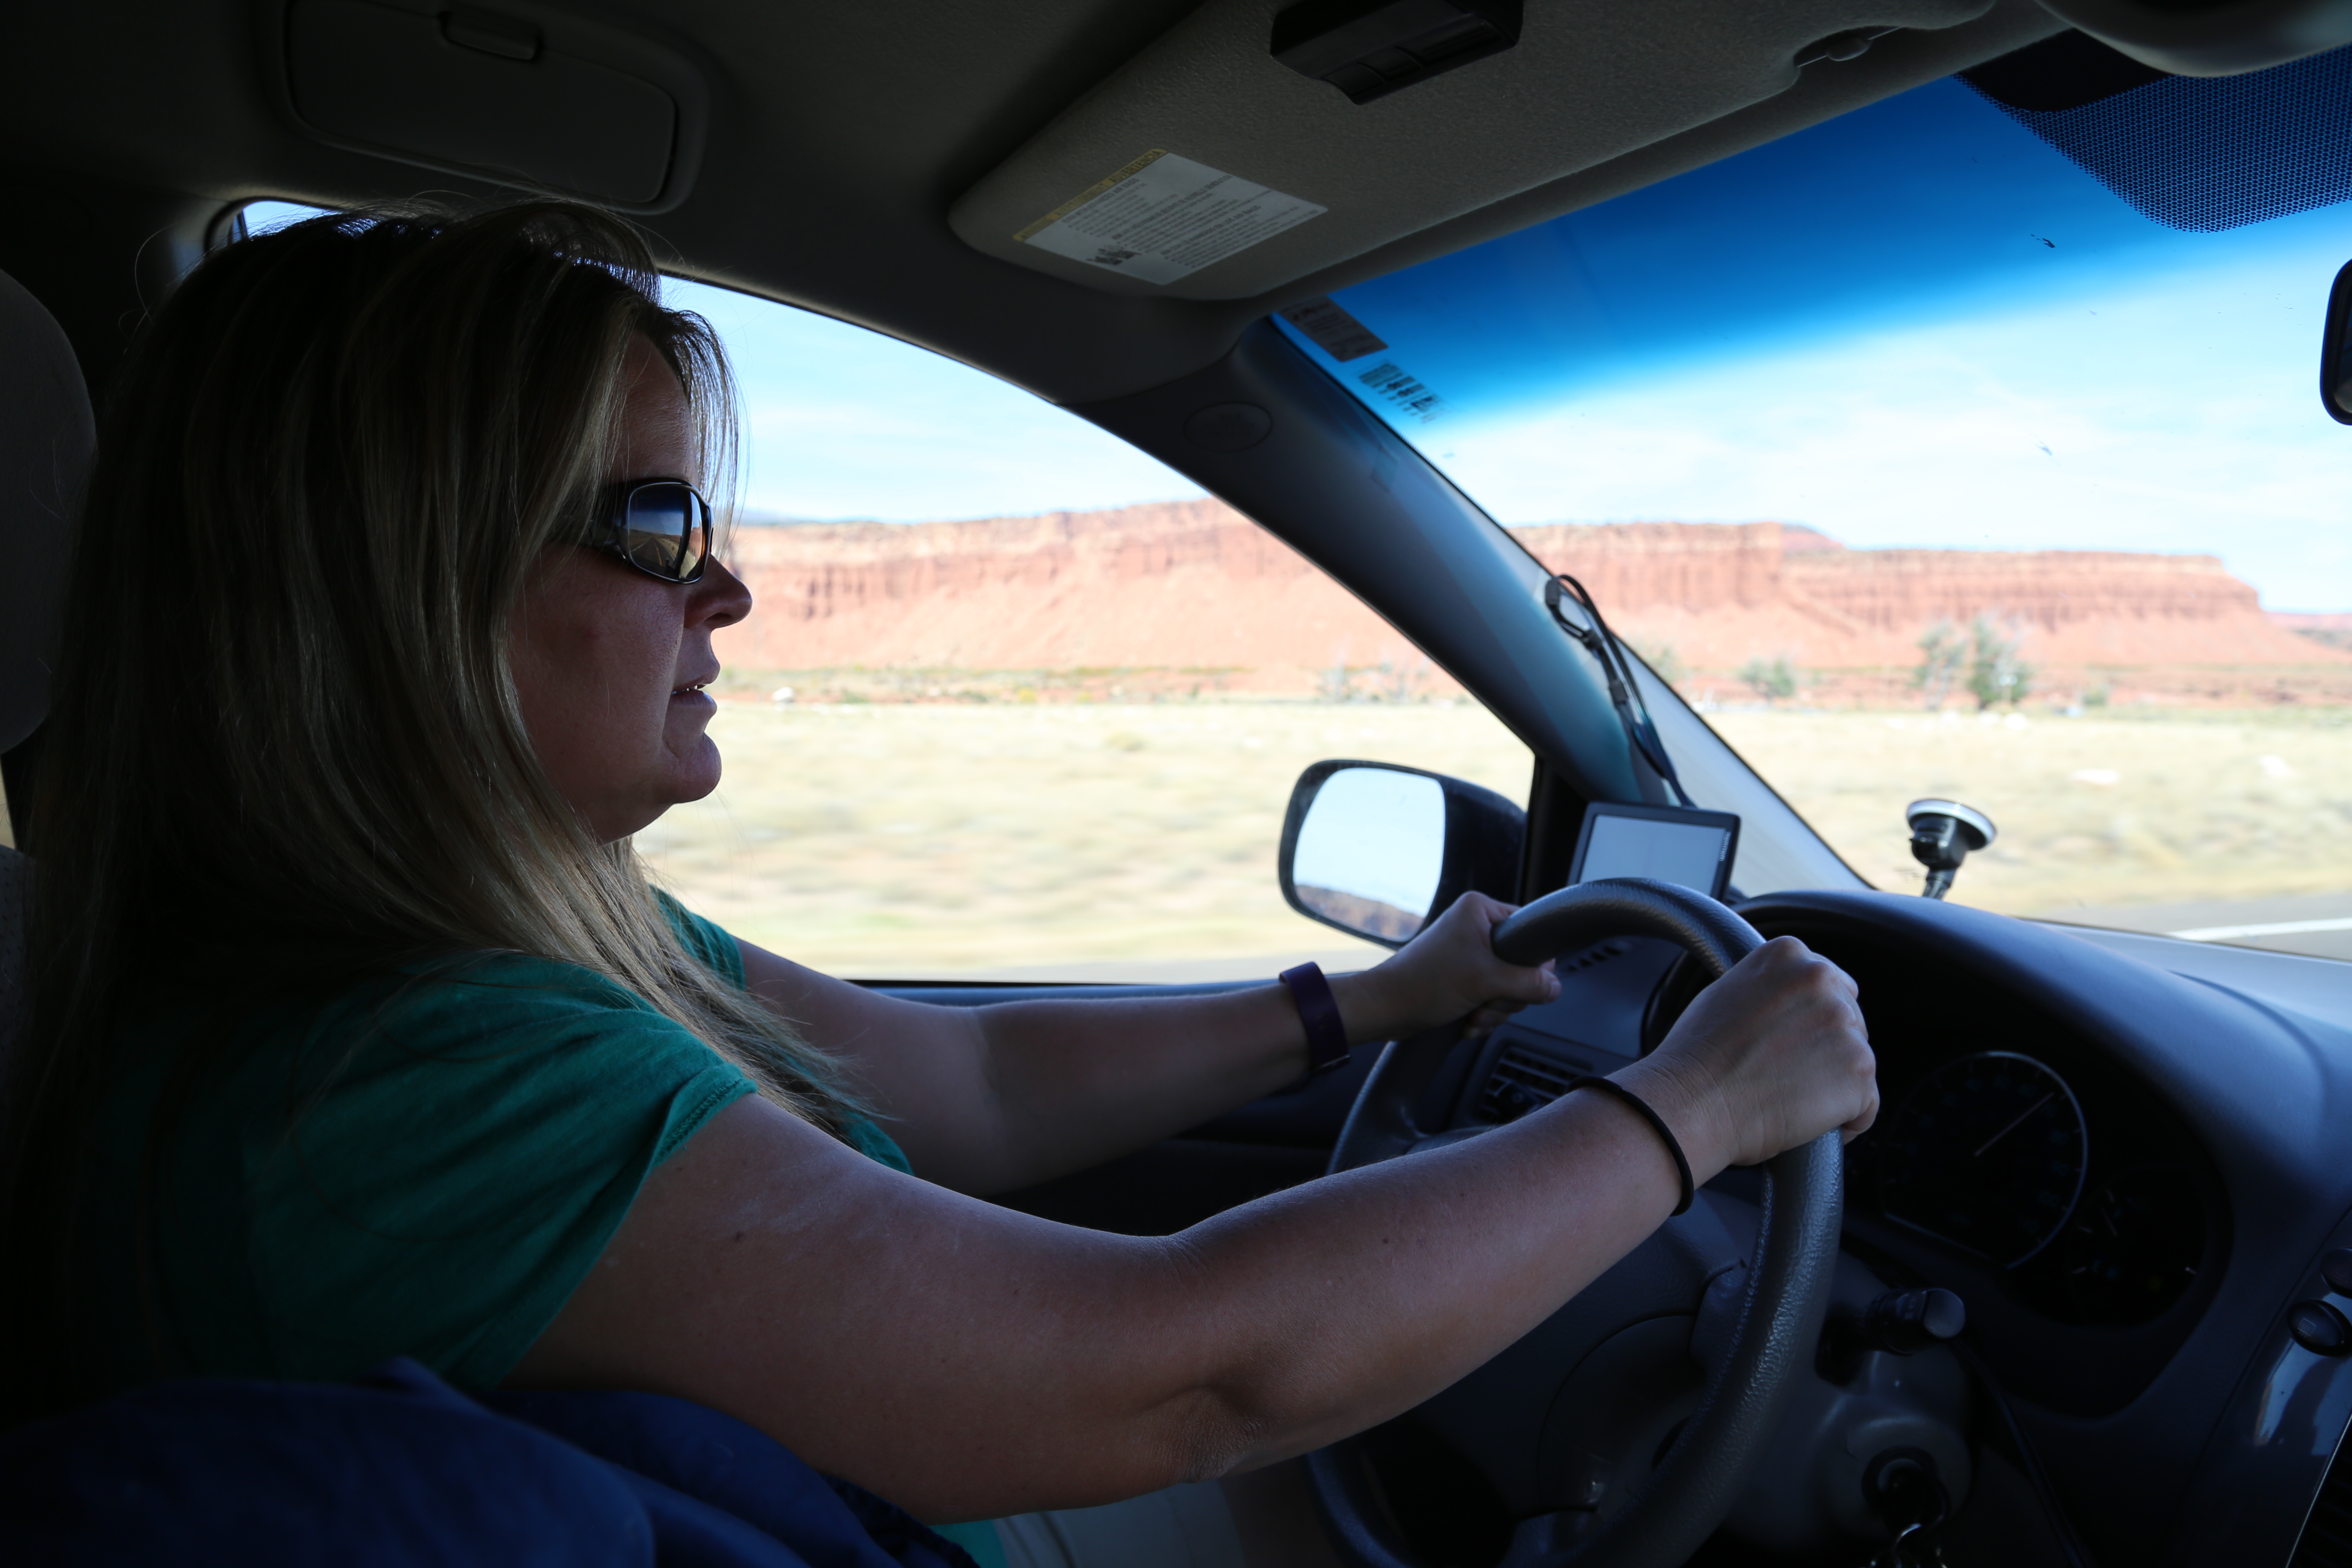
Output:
[636, 698, 1527, 978]
[637, 695, 2352, 980]
[1709, 706, 2352, 914]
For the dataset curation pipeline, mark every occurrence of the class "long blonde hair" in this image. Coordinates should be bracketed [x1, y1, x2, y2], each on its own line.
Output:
[4, 202, 860, 1414]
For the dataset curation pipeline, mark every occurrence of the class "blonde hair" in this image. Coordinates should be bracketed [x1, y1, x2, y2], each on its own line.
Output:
[4, 202, 861, 1412]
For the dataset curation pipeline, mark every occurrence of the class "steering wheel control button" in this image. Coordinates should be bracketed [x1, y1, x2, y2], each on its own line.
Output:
[2289, 1299, 2352, 1356]
[2320, 1248, 2352, 1298]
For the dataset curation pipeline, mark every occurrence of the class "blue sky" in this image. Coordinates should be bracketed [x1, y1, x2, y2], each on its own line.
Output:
[1384, 248, 2352, 610]
[1289, 76, 2352, 612]
[668, 280, 1200, 521]
[240, 201, 1199, 521]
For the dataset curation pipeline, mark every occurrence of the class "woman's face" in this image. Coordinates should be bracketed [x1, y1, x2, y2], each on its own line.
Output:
[510, 335, 753, 844]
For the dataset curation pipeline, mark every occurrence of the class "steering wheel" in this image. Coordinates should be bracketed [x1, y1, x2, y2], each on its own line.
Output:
[1305, 878, 1844, 1568]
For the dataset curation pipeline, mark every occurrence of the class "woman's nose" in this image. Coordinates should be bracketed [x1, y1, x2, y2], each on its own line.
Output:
[691, 556, 753, 630]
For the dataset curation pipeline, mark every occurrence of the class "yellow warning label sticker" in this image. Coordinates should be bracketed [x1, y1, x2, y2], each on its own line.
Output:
[1016, 151, 1325, 285]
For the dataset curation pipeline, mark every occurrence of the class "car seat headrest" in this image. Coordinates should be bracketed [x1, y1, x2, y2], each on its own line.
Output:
[0, 268, 93, 756]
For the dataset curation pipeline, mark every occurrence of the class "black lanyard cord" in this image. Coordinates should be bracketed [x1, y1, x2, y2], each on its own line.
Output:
[1544, 573, 1694, 809]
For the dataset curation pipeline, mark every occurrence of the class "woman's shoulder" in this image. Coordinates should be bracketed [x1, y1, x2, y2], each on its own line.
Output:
[650, 889, 744, 988]
[126, 937, 744, 1107]
[386, 944, 697, 1035]
[280, 946, 753, 1164]
[132, 888, 747, 1067]
[82, 938, 760, 1396]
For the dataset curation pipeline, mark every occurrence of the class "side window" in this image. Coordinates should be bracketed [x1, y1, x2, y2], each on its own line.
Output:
[646, 280, 1534, 980]
[227, 200, 331, 237]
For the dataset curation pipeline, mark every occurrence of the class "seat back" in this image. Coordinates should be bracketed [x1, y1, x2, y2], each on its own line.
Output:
[0, 268, 95, 1065]
[0, 266, 91, 766]
[0, 845, 21, 1069]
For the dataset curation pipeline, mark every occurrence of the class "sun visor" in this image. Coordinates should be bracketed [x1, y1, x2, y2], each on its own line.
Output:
[273, 0, 706, 211]
[949, 0, 1996, 301]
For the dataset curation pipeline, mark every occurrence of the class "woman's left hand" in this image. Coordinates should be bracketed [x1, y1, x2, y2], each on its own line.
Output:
[1332, 891, 1561, 1044]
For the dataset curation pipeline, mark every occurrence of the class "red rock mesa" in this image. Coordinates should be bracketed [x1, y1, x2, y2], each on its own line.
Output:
[713, 500, 2349, 701]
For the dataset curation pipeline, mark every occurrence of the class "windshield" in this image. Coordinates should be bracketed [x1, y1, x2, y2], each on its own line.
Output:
[1278, 43, 2352, 961]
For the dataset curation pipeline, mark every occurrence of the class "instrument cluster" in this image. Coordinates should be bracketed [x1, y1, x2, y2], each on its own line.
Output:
[1865, 1047, 2210, 1325]
[1635, 925, 2224, 1339]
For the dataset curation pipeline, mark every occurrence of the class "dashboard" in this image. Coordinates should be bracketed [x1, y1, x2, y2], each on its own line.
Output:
[1427, 890, 2352, 1567]
[957, 887, 2352, 1564]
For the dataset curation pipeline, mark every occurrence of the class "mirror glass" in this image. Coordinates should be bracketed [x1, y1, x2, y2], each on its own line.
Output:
[1292, 766, 1445, 941]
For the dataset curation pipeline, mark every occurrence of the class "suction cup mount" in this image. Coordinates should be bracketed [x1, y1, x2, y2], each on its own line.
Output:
[1905, 798, 1996, 901]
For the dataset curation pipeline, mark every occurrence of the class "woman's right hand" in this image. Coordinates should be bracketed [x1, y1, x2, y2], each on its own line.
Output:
[1616, 935, 1878, 1177]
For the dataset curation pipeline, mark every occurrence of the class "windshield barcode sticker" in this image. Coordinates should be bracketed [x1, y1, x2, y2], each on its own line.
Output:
[1280, 297, 1388, 361]
[1016, 150, 1326, 285]
[1357, 361, 1445, 423]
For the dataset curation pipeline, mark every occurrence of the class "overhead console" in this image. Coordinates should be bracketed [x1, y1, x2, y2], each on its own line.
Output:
[2040, 0, 2352, 75]
[1268, 0, 1527, 104]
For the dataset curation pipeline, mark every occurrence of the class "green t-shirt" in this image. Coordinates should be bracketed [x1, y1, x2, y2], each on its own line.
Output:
[68, 896, 911, 1403]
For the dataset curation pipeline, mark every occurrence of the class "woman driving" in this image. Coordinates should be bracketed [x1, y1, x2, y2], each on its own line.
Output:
[0, 203, 1877, 1565]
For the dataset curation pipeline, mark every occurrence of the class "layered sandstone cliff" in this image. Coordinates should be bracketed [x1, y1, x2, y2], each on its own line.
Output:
[1516, 521, 2330, 668]
[713, 500, 2348, 698]
[719, 500, 1385, 674]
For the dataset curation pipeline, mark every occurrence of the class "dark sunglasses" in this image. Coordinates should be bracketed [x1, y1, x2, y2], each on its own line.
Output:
[587, 479, 713, 584]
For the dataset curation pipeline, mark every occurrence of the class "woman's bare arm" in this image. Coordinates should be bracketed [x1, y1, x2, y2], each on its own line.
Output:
[738, 894, 1559, 1196]
[509, 936, 1877, 1523]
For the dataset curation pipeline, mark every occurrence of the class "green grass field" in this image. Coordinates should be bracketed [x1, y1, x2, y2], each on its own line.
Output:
[637, 697, 2352, 979]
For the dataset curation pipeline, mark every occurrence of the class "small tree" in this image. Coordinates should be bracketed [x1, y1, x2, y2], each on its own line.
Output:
[1738, 655, 1801, 705]
[1911, 620, 1966, 710]
[1376, 656, 1430, 703]
[1966, 616, 2034, 710]
[1635, 641, 1689, 689]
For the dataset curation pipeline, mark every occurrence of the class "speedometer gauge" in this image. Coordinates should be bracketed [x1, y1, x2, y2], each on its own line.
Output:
[1877, 1051, 2089, 1268]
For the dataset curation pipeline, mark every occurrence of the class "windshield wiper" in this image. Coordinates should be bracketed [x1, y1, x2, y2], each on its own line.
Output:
[1544, 573, 1694, 809]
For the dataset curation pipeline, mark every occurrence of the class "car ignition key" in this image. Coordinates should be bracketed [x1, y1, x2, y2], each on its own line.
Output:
[1864, 1447, 1952, 1568]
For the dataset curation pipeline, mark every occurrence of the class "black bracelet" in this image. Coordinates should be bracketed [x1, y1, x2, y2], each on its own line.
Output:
[1279, 962, 1353, 1075]
[1569, 1076, 1695, 1216]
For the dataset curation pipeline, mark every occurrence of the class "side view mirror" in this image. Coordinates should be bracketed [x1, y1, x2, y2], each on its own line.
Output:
[1278, 760, 1525, 948]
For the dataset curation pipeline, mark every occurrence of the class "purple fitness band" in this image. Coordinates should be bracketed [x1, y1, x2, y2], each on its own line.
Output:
[1280, 962, 1353, 1075]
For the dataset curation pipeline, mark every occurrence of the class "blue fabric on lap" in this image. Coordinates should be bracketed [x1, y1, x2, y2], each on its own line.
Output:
[0, 1359, 977, 1568]
[482, 1384, 974, 1568]
[0, 1359, 650, 1566]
